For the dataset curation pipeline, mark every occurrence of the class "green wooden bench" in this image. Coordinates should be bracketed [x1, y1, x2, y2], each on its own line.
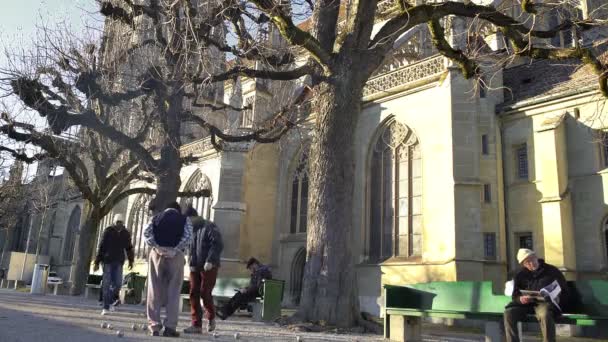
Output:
[384, 280, 608, 342]
[84, 274, 103, 300]
[179, 277, 285, 322]
[252, 279, 285, 322]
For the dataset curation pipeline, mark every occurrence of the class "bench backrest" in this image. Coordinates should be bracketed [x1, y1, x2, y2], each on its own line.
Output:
[568, 280, 608, 316]
[86, 274, 103, 285]
[179, 277, 253, 296]
[385, 281, 510, 314]
[386, 280, 608, 316]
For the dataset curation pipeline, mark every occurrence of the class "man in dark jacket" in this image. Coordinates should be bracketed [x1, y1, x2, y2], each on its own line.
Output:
[217, 257, 272, 320]
[504, 248, 569, 342]
[183, 207, 223, 334]
[94, 214, 134, 315]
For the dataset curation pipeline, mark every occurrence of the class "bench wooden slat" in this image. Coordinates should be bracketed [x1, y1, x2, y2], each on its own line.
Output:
[384, 280, 608, 341]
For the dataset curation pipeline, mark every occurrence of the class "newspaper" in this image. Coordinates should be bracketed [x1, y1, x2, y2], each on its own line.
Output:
[539, 280, 562, 311]
[520, 280, 562, 311]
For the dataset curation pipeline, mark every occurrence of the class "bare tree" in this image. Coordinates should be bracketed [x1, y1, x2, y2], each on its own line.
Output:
[5, 0, 608, 326]
[90, 0, 608, 328]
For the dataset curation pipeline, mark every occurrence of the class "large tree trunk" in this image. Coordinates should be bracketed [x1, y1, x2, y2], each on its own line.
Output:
[151, 95, 183, 213]
[70, 201, 102, 296]
[298, 71, 365, 327]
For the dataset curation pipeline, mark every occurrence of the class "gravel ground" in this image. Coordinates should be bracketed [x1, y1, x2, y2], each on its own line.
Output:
[0, 289, 601, 342]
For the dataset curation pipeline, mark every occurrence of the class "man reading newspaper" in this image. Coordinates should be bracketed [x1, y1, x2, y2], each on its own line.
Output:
[504, 249, 569, 342]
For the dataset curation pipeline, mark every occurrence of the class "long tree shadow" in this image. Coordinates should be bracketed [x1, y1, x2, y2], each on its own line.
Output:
[0, 304, 141, 342]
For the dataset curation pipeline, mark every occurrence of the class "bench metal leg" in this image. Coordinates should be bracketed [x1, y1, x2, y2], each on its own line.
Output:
[384, 313, 390, 339]
[389, 316, 422, 342]
[251, 301, 263, 322]
[484, 321, 501, 342]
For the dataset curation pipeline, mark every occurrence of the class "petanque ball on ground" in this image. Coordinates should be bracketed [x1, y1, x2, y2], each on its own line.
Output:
[116, 330, 123, 337]
[296, 336, 302, 342]
[234, 332, 240, 339]
[100, 322, 107, 329]
[107, 324, 113, 330]
[213, 332, 219, 338]
[131, 323, 137, 331]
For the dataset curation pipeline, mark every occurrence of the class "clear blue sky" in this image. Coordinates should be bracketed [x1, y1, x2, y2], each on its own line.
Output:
[0, 0, 100, 64]
[0, 1, 99, 179]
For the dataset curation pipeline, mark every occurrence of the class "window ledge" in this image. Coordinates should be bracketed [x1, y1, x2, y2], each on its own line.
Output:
[279, 233, 307, 243]
[508, 180, 532, 187]
[380, 256, 423, 265]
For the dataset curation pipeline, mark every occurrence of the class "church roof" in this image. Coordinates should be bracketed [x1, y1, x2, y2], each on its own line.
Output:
[500, 41, 608, 108]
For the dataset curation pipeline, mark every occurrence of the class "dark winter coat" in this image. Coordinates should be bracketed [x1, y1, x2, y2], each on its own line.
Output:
[247, 264, 272, 295]
[508, 259, 569, 312]
[151, 208, 186, 248]
[95, 225, 134, 265]
[189, 216, 223, 270]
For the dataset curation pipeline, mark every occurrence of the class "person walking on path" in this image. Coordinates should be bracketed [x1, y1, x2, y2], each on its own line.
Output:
[217, 258, 272, 320]
[182, 207, 224, 334]
[144, 201, 192, 337]
[504, 248, 569, 342]
[94, 214, 134, 316]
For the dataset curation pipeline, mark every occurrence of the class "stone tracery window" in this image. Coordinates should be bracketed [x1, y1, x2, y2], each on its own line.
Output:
[64, 206, 81, 263]
[290, 150, 309, 234]
[603, 216, 608, 264]
[129, 194, 151, 259]
[181, 171, 213, 220]
[369, 121, 422, 261]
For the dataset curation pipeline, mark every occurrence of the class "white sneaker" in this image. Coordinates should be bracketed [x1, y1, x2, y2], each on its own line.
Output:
[109, 305, 116, 312]
[101, 309, 109, 315]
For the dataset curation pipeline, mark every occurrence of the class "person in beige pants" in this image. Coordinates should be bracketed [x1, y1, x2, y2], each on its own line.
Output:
[144, 201, 192, 337]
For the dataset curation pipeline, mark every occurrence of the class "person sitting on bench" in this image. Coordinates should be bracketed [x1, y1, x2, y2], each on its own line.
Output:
[216, 258, 272, 320]
[504, 248, 569, 342]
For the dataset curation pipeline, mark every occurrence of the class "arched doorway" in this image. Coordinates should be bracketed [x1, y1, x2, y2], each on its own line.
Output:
[290, 248, 306, 305]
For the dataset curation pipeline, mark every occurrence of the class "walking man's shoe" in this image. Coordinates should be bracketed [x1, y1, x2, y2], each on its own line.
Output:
[207, 320, 216, 332]
[149, 330, 160, 336]
[183, 325, 202, 334]
[162, 328, 180, 337]
[100, 309, 109, 315]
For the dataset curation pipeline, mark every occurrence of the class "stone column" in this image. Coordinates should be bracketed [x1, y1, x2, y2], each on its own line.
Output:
[212, 147, 249, 274]
[534, 113, 576, 278]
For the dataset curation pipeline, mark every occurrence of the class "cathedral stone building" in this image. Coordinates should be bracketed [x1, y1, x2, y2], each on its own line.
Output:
[4, 0, 607, 317]
[103, 1, 608, 316]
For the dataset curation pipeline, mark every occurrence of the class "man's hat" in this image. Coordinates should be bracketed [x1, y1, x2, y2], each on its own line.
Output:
[517, 248, 535, 264]
[113, 213, 124, 223]
[246, 257, 259, 269]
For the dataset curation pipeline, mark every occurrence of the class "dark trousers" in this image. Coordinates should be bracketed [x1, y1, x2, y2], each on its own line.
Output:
[189, 267, 218, 325]
[221, 290, 258, 318]
[102, 262, 123, 310]
[504, 303, 556, 342]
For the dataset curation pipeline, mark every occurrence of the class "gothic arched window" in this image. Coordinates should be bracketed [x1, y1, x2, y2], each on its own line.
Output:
[129, 195, 152, 259]
[369, 121, 422, 261]
[290, 150, 309, 234]
[64, 206, 81, 263]
[181, 171, 213, 219]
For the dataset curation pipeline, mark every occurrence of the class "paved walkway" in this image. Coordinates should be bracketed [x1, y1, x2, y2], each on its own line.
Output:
[0, 289, 600, 341]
